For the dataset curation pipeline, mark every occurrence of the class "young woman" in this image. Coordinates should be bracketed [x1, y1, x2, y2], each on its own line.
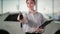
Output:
[17, 0, 46, 34]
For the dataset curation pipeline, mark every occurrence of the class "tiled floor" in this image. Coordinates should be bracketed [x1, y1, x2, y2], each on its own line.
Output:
[0, 13, 60, 34]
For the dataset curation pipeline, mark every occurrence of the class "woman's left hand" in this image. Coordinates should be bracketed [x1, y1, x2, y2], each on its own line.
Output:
[35, 26, 44, 32]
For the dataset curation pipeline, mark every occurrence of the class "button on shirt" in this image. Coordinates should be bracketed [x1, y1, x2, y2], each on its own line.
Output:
[21, 12, 46, 33]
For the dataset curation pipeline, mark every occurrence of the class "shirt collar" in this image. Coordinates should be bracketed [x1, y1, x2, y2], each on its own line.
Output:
[29, 11, 38, 15]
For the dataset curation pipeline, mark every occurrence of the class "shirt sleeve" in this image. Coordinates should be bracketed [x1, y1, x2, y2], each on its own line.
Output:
[39, 13, 47, 28]
[38, 13, 47, 33]
[22, 13, 28, 24]
[42, 15, 47, 25]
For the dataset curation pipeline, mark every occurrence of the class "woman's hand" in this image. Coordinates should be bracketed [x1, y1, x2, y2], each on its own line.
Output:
[17, 14, 20, 21]
[17, 14, 25, 22]
[35, 26, 44, 32]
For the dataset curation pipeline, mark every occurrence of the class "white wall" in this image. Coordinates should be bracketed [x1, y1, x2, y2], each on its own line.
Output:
[3, 0, 18, 13]
[37, 0, 60, 15]
[0, 0, 60, 15]
[37, 0, 52, 14]
[19, 0, 28, 12]
[54, 0, 60, 15]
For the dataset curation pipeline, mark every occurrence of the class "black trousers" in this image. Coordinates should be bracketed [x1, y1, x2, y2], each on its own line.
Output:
[25, 32, 42, 34]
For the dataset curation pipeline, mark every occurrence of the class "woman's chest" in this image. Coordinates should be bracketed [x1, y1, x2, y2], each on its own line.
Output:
[27, 14, 42, 23]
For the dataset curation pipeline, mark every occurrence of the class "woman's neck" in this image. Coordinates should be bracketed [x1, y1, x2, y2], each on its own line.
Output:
[29, 9, 36, 14]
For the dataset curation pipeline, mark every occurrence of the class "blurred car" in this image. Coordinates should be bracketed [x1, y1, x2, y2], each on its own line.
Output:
[46, 14, 60, 21]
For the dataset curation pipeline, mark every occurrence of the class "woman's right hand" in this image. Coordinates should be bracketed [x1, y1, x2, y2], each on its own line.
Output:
[17, 14, 23, 21]
[17, 14, 27, 23]
[17, 14, 20, 21]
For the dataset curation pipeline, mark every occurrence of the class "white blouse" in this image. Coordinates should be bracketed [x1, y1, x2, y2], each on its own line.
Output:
[19, 12, 46, 33]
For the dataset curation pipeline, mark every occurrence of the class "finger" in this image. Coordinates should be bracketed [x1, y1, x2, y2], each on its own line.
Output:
[17, 14, 20, 20]
[39, 29, 43, 32]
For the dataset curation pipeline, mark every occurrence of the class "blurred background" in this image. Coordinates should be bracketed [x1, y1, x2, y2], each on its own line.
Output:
[0, 0, 60, 34]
